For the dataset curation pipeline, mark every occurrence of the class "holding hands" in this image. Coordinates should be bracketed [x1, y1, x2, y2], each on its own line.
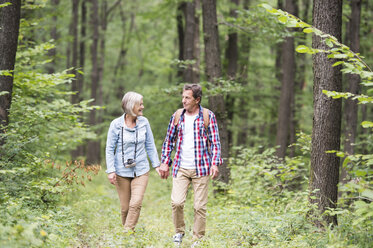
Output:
[156, 163, 169, 179]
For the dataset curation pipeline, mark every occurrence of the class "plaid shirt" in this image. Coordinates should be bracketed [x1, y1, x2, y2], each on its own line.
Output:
[161, 106, 223, 177]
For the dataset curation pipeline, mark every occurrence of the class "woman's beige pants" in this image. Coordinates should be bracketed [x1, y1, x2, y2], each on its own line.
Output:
[115, 172, 149, 231]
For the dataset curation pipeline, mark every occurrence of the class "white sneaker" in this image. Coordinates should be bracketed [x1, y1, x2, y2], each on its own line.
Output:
[191, 241, 200, 248]
[173, 233, 184, 245]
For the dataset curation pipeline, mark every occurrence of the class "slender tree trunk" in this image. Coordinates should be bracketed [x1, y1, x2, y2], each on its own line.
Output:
[193, 0, 201, 83]
[225, 0, 239, 147]
[290, 0, 308, 157]
[202, 0, 230, 185]
[176, 2, 185, 79]
[341, 0, 361, 184]
[71, 0, 79, 104]
[237, 0, 251, 146]
[86, 0, 100, 165]
[47, 0, 59, 74]
[71, 0, 87, 158]
[310, 0, 342, 227]
[0, 0, 21, 147]
[275, 0, 296, 159]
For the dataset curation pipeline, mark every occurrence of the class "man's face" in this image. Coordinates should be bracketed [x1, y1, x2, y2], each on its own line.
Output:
[182, 90, 199, 112]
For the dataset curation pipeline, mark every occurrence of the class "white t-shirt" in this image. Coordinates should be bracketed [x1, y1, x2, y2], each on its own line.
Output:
[180, 113, 197, 169]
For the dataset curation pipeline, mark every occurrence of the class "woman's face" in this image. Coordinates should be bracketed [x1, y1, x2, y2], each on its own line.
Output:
[133, 98, 144, 116]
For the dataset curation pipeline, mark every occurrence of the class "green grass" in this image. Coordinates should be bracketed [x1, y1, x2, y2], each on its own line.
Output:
[37, 167, 372, 248]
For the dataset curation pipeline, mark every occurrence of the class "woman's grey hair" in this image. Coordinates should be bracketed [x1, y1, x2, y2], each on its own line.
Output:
[121, 91, 143, 116]
[183, 84, 202, 103]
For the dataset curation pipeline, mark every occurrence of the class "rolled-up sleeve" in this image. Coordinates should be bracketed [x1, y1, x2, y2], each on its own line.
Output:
[208, 111, 223, 167]
[145, 120, 160, 168]
[105, 121, 117, 174]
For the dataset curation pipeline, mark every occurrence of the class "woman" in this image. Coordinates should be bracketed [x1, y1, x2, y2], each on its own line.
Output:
[105, 91, 160, 232]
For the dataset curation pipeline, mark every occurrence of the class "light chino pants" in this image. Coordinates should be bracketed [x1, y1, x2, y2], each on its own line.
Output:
[171, 167, 210, 239]
[115, 172, 149, 231]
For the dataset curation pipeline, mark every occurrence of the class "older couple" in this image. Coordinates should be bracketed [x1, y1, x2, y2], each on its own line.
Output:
[105, 84, 222, 245]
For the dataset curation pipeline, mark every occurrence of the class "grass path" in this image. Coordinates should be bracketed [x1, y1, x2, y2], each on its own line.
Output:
[69, 169, 362, 248]
[71, 170, 230, 248]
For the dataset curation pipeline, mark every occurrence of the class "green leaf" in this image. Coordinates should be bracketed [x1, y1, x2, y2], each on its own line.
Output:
[325, 39, 333, 48]
[361, 121, 373, 128]
[361, 189, 373, 200]
[0, 91, 9, 96]
[278, 16, 288, 24]
[295, 45, 309, 53]
[332, 61, 344, 67]
[302, 27, 313, 33]
[355, 170, 367, 177]
[0, 3, 12, 8]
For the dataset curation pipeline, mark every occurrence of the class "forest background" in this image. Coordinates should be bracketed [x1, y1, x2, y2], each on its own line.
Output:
[0, 0, 372, 247]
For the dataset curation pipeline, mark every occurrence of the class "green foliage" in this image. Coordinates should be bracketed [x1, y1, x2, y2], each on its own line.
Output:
[262, 3, 373, 238]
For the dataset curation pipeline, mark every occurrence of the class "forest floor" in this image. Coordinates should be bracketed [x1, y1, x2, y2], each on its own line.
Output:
[67, 169, 366, 248]
[70, 170, 244, 248]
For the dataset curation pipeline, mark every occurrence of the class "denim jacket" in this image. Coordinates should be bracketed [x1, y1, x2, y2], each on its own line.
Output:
[105, 114, 160, 177]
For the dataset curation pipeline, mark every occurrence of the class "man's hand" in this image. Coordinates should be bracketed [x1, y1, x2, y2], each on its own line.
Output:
[210, 165, 219, 180]
[108, 172, 116, 185]
[157, 163, 170, 179]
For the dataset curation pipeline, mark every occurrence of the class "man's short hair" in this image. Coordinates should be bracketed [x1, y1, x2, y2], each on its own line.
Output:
[183, 84, 202, 103]
[121, 91, 143, 116]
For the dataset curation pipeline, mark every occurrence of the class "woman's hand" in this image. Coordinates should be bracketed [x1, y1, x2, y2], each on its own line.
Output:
[157, 163, 169, 179]
[108, 172, 116, 185]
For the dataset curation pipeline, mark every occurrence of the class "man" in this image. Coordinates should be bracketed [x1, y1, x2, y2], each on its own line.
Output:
[158, 84, 222, 246]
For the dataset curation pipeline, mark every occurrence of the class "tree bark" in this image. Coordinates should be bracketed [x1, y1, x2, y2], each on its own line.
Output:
[71, 0, 87, 159]
[310, 0, 342, 227]
[236, 0, 251, 146]
[275, 0, 296, 159]
[176, 2, 185, 79]
[341, 0, 361, 184]
[0, 0, 21, 147]
[202, 0, 230, 185]
[47, 0, 59, 74]
[225, 0, 239, 148]
[86, 0, 100, 165]
[71, 0, 79, 104]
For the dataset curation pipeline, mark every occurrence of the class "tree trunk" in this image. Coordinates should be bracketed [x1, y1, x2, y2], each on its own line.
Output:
[310, 0, 342, 227]
[176, 2, 185, 79]
[47, 0, 59, 74]
[86, 0, 100, 165]
[236, 0, 251, 146]
[202, 0, 230, 185]
[275, 0, 296, 159]
[341, 0, 361, 184]
[0, 0, 21, 147]
[290, 0, 308, 157]
[71, 0, 87, 159]
[225, 0, 239, 148]
[71, 0, 79, 104]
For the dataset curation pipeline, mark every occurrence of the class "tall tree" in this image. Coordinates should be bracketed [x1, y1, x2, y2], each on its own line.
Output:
[71, 0, 80, 105]
[0, 0, 21, 147]
[225, 0, 239, 147]
[86, 0, 100, 165]
[47, 0, 59, 74]
[202, 0, 230, 184]
[71, 0, 87, 158]
[310, 0, 342, 227]
[183, 0, 200, 83]
[341, 0, 361, 184]
[236, 0, 251, 146]
[275, 0, 296, 159]
[176, 2, 185, 79]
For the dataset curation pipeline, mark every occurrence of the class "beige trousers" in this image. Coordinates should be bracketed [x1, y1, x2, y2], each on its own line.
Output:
[171, 168, 209, 239]
[115, 172, 149, 231]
